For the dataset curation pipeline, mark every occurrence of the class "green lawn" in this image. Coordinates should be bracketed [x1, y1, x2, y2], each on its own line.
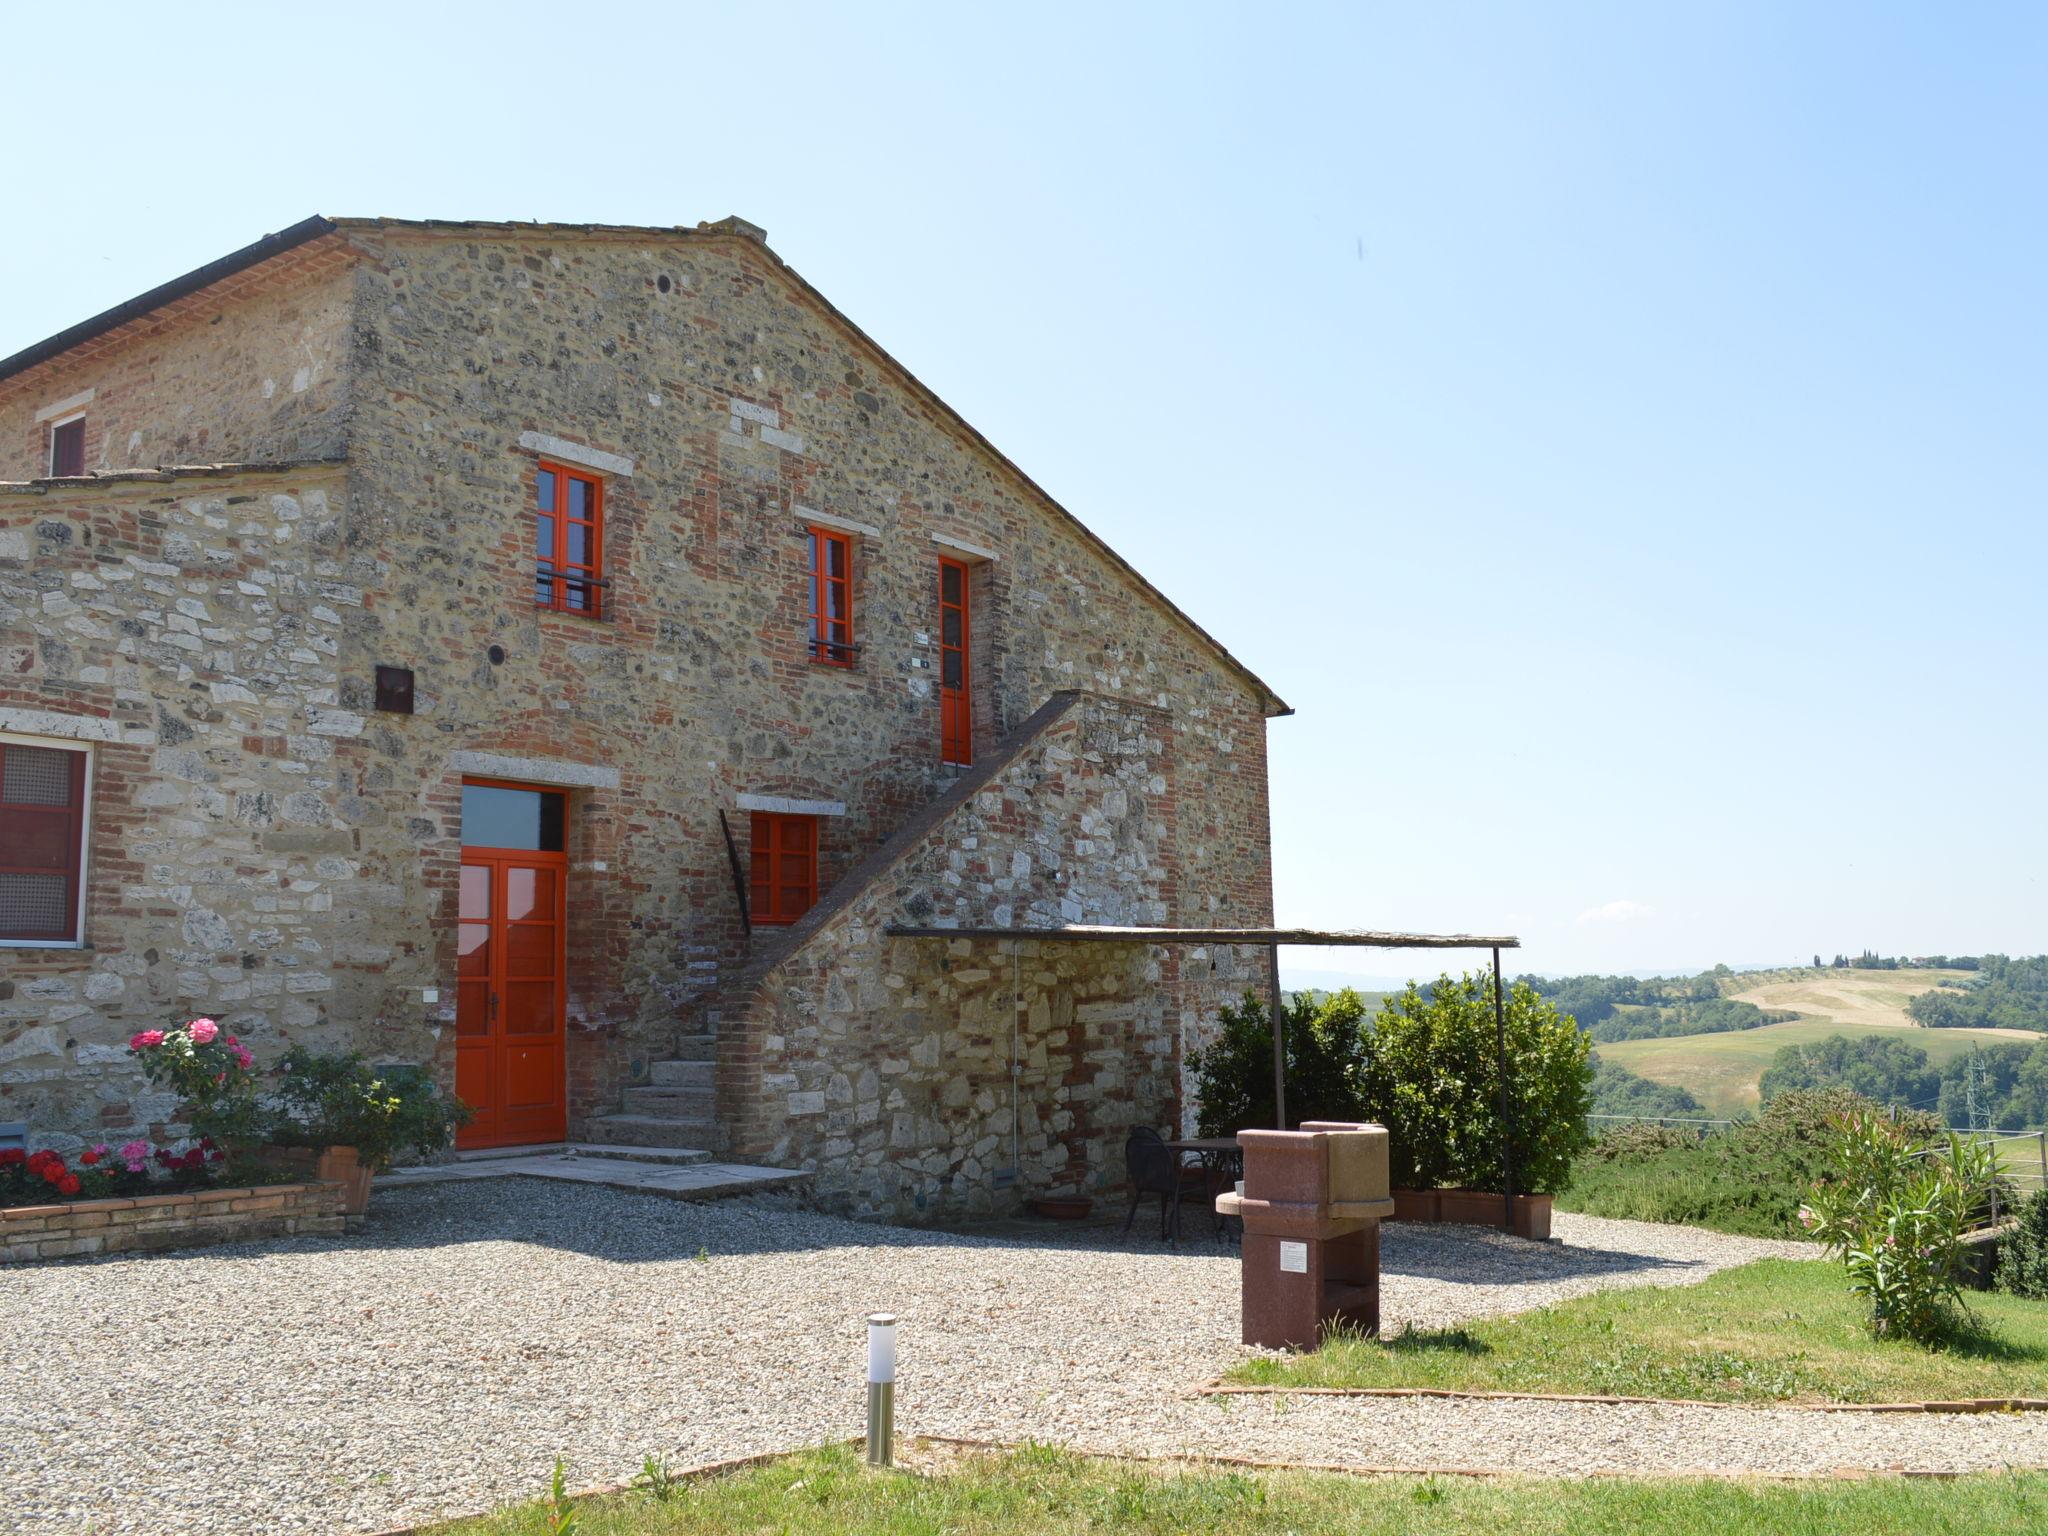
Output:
[1226, 1259, 2048, 1404]
[433, 1444, 2047, 1536]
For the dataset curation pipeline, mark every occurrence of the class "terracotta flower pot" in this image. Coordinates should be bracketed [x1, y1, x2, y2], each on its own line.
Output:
[1390, 1188, 1440, 1222]
[1029, 1195, 1094, 1221]
[1388, 1188, 1552, 1239]
[1437, 1189, 1506, 1226]
[315, 1146, 373, 1216]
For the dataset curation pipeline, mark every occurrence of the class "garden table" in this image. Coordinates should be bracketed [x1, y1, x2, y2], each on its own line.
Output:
[1165, 1137, 1245, 1239]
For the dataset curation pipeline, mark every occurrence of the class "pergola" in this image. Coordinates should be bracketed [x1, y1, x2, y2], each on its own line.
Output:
[884, 924, 1525, 1224]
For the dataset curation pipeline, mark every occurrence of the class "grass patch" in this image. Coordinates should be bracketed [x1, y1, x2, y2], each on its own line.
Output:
[431, 1443, 2048, 1535]
[1227, 1259, 2048, 1403]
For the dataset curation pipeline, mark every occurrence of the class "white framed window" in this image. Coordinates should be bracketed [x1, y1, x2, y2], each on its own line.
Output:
[0, 733, 94, 947]
[46, 412, 86, 478]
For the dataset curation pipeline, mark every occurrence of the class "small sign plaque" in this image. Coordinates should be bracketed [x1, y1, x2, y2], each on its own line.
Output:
[1278, 1240, 1308, 1274]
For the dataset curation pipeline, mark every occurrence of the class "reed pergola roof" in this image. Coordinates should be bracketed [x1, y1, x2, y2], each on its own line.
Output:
[884, 921, 1526, 1224]
[882, 924, 1520, 949]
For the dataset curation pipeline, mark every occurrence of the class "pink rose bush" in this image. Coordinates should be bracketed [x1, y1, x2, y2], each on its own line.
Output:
[127, 1017, 264, 1147]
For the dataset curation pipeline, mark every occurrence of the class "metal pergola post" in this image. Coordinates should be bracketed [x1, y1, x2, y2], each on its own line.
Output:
[1493, 945, 1514, 1229]
[1268, 944, 1286, 1129]
[881, 922, 1526, 1215]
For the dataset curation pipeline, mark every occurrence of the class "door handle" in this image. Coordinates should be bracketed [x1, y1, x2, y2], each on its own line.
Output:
[490, 991, 499, 1021]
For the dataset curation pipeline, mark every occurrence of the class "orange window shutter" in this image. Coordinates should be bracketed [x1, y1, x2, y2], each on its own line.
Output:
[749, 812, 820, 923]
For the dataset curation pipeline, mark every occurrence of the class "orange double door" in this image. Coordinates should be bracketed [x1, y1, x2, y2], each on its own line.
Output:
[455, 783, 569, 1148]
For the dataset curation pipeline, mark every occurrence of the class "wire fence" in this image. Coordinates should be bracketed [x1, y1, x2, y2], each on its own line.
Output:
[1589, 1113, 2048, 1225]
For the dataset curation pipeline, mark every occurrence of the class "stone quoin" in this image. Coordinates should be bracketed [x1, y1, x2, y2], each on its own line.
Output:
[0, 216, 1288, 1221]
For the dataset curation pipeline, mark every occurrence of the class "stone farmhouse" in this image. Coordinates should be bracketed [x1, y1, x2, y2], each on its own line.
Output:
[0, 216, 1288, 1220]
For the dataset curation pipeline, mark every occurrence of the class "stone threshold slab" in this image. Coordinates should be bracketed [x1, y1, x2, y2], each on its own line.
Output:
[452, 1140, 713, 1167]
[381, 1151, 808, 1202]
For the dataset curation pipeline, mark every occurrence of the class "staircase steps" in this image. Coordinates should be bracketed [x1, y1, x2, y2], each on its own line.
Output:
[586, 1113, 724, 1151]
[621, 1085, 716, 1118]
[649, 1058, 715, 1088]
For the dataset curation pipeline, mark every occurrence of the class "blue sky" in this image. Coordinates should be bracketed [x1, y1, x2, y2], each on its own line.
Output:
[6, 3, 2042, 980]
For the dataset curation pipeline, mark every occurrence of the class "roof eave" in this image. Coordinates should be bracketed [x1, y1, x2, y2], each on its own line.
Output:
[3, 213, 1294, 718]
[0, 216, 338, 387]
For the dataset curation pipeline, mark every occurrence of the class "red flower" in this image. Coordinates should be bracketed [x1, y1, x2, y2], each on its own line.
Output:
[56, 1174, 80, 1196]
[79, 1149, 100, 1167]
[42, 1164, 66, 1184]
[0, 1148, 25, 1167]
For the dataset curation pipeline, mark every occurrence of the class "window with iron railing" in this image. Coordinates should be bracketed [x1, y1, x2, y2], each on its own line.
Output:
[534, 462, 605, 616]
[808, 526, 855, 664]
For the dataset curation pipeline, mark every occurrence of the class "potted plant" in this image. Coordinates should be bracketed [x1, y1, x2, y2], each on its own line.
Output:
[266, 1048, 469, 1214]
[1356, 974, 1594, 1240]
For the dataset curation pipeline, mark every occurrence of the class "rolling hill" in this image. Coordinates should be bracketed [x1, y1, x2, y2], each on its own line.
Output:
[1594, 969, 2031, 1119]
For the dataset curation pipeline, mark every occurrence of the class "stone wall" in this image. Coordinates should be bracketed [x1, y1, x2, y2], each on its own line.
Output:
[0, 1179, 347, 1263]
[0, 464, 354, 1137]
[331, 222, 1278, 1131]
[1, 218, 1281, 1176]
[725, 691, 1263, 1221]
[0, 255, 355, 481]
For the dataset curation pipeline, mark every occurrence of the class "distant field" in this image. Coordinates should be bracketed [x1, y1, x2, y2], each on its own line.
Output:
[1598, 969, 2032, 1118]
[1727, 969, 2018, 1030]
[1597, 1017, 2027, 1117]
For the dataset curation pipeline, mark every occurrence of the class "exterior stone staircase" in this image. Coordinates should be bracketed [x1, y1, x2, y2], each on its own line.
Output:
[582, 695, 1092, 1161]
[587, 1032, 722, 1151]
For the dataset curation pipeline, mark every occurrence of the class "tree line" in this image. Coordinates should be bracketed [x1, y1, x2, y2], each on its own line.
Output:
[1812, 950, 1980, 971]
[1760, 1032, 2048, 1131]
[1905, 955, 2048, 1033]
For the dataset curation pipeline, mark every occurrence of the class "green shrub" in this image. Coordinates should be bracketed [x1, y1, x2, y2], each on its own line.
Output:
[1354, 975, 1593, 1195]
[1995, 1191, 2048, 1300]
[1186, 990, 1368, 1136]
[1583, 1121, 1697, 1162]
[1559, 1088, 1939, 1239]
[1189, 976, 1593, 1195]
[268, 1047, 470, 1172]
[1803, 1105, 1998, 1342]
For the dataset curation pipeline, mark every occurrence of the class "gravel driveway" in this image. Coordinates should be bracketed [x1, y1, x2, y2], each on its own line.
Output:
[3, 1183, 2041, 1534]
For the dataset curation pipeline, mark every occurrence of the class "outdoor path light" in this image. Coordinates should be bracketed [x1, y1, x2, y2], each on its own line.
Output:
[866, 1311, 897, 1466]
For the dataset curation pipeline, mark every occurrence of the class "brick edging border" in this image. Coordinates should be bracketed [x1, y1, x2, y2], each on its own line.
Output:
[355, 1442, 856, 1536]
[1194, 1379, 2048, 1414]
[911, 1434, 1996, 1482]
[1, 1179, 348, 1262]
[353, 1424, 2046, 1532]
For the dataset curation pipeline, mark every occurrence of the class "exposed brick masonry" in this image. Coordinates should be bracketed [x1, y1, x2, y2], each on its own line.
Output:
[0, 1179, 347, 1263]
